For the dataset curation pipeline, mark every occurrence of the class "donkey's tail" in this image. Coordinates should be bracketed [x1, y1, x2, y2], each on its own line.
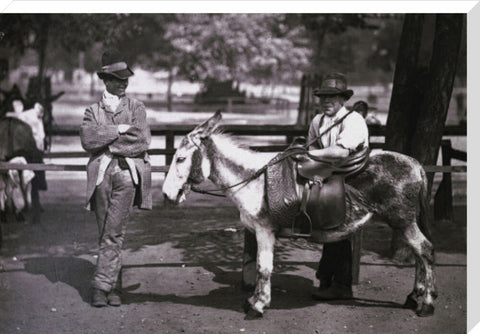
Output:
[418, 169, 432, 241]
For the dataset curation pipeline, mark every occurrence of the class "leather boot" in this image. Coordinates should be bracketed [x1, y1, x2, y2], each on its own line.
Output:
[107, 289, 122, 306]
[312, 282, 353, 300]
[91, 288, 108, 307]
[318, 275, 332, 291]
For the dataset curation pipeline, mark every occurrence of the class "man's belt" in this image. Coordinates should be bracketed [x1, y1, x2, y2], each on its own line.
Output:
[114, 156, 129, 170]
[113, 153, 145, 170]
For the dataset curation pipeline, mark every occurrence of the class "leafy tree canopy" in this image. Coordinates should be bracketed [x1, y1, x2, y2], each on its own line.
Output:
[160, 14, 311, 84]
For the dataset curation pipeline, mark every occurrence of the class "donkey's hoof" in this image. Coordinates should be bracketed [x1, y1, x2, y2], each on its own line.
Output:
[244, 308, 263, 320]
[416, 303, 434, 317]
[403, 295, 418, 310]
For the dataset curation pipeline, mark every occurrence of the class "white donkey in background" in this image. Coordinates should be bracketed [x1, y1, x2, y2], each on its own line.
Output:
[0, 156, 35, 220]
[6, 100, 45, 152]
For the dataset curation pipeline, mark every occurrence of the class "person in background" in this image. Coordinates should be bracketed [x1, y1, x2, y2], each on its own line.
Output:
[308, 73, 369, 300]
[352, 100, 369, 119]
[353, 100, 381, 125]
[80, 50, 152, 307]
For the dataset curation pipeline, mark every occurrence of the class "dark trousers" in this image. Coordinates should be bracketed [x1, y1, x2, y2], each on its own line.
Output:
[316, 239, 353, 287]
[92, 160, 135, 292]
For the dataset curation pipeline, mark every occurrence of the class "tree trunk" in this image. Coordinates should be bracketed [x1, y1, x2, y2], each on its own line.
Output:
[385, 16, 423, 262]
[37, 37, 47, 84]
[384, 14, 425, 153]
[90, 73, 95, 97]
[385, 14, 463, 261]
[269, 77, 277, 99]
[409, 14, 463, 192]
[314, 17, 330, 64]
[167, 69, 173, 112]
[36, 16, 50, 90]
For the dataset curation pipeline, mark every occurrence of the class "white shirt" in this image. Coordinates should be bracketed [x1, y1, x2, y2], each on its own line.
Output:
[308, 106, 369, 152]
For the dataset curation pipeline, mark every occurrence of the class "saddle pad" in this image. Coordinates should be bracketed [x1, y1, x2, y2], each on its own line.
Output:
[265, 156, 300, 227]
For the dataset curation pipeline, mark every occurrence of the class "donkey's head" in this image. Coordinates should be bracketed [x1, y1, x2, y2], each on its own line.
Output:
[162, 111, 222, 204]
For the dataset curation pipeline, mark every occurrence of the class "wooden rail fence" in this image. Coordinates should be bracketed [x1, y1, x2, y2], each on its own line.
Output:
[0, 123, 466, 186]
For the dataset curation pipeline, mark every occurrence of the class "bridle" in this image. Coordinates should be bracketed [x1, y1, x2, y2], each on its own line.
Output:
[184, 109, 357, 198]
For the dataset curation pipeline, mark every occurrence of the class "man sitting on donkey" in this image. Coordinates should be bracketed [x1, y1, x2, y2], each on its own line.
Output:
[242, 73, 370, 301]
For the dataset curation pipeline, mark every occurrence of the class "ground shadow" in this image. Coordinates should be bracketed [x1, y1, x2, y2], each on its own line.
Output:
[124, 204, 323, 274]
[23, 256, 95, 303]
[121, 264, 405, 314]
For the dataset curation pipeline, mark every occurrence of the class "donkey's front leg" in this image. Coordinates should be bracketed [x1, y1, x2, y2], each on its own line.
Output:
[245, 225, 275, 320]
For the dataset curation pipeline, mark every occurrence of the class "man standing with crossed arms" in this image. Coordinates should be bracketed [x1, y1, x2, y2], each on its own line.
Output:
[80, 50, 152, 307]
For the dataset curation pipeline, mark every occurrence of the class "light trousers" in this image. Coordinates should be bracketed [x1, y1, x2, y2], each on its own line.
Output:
[91, 160, 135, 292]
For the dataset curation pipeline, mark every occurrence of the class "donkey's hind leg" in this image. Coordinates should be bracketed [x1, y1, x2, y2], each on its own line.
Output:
[401, 224, 437, 317]
[403, 254, 424, 311]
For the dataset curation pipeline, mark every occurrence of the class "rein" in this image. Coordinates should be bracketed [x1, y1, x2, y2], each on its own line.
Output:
[190, 108, 356, 197]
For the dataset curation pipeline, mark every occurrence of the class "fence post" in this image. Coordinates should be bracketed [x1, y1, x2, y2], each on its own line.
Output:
[165, 131, 175, 166]
[434, 140, 453, 221]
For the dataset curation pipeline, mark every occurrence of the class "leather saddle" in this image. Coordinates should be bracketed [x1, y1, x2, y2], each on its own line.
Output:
[279, 146, 370, 237]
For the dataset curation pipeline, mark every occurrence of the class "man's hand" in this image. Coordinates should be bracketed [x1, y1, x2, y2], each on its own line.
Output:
[118, 124, 130, 134]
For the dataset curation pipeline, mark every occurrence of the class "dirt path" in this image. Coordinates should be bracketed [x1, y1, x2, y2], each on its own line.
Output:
[0, 178, 466, 334]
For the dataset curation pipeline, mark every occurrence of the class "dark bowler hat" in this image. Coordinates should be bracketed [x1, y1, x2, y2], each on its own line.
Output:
[313, 73, 354, 100]
[97, 49, 134, 80]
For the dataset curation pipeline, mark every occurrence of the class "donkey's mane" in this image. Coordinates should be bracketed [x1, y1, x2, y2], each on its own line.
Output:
[209, 133, 273, 171]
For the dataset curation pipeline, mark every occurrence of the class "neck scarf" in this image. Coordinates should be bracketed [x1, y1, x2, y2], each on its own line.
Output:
[102, 90, 121, 112]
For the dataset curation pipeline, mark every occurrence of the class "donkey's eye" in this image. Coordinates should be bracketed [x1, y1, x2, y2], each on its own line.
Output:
[176, 157, 186, 163]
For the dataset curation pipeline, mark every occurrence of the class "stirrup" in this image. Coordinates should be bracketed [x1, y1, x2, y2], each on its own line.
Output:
[291, 210, 313, 237]
[279, 180, 315, 238]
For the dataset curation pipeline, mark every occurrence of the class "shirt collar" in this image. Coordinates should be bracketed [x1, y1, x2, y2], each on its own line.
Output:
[324, 106, 348, 121]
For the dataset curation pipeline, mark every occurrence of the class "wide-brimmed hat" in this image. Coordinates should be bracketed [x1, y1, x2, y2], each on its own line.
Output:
[97, 49, 134, 80]
[313, 73, 354, 100]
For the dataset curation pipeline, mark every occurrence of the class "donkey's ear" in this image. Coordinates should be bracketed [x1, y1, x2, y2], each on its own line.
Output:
[192, 110, 222, 137]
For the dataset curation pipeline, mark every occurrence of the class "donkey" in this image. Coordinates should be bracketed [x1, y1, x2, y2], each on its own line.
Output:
[162, 111, 437, 319]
